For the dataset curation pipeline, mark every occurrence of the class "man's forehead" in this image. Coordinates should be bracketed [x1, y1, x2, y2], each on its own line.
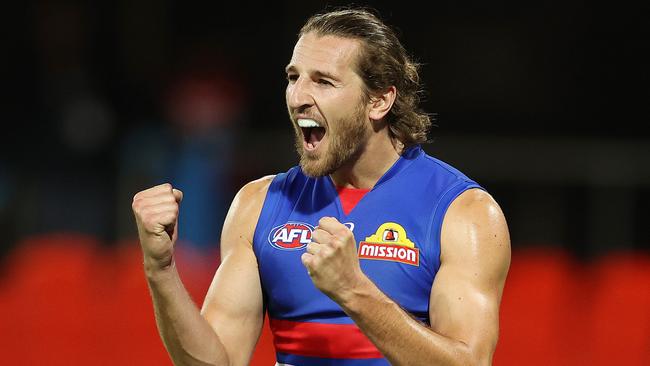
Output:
[287, 33, 361, 74]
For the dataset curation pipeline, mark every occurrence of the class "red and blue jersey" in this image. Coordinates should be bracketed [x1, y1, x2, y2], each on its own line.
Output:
[252, 145, 481, 365]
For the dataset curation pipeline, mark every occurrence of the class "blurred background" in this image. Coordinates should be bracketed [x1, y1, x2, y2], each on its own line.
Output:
[1, 0, 648, 365]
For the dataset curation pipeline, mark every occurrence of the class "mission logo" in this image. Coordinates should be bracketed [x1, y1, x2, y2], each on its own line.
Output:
[358, 222, 419, 266]
[268, 222, 314, 250]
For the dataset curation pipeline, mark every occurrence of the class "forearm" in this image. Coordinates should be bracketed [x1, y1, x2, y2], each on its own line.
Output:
[339, 278, 475, 366]
[146, 260, 229, 366]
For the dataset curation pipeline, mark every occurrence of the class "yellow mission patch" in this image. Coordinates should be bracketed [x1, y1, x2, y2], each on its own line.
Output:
[358, 222, 419, 266]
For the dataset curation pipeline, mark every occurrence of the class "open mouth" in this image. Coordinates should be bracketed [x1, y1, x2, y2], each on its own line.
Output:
[298, 119, 326, 151]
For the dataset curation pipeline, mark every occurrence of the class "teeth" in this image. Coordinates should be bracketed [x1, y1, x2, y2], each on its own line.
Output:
[297, 119, 321, 128]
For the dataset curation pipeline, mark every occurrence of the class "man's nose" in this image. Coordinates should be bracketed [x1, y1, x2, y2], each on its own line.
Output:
[286, 78, 314, 111]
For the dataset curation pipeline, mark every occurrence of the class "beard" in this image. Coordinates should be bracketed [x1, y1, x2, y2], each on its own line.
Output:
[293, 103, 368, 177]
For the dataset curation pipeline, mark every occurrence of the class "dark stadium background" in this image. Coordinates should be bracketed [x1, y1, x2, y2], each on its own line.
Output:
[1, 1, 648, 365]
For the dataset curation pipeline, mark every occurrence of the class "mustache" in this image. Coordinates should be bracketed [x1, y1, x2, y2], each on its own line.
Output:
[292, 115, 323, 123]
[289, 110, 324, 124]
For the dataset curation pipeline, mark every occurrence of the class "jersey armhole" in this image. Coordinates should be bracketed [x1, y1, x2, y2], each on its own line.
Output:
[426, 180, 483, 275]
[252, 172, 291, 255]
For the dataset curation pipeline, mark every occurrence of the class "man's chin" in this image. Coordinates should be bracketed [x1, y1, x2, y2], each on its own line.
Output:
[299, 152, 339, 177]
[299, 160, 330, 177]
[296, 140, 341, 177]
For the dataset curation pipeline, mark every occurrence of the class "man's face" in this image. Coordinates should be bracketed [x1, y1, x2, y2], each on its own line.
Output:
[285, 33, 370, 177]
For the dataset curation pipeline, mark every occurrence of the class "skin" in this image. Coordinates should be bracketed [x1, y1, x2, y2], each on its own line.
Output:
[304, 191, 510, 365]
[286, 33, 399, 185]
[132, 32, 510, 366]
[133, 179, 269, 366]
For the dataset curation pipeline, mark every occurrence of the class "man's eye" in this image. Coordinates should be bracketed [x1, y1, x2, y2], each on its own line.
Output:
[318, 79, 333, 86]
[287, 74, 298, 82]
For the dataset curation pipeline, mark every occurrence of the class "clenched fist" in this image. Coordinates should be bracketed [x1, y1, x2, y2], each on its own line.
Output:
[132, 183, 183, 272]
[301, 217, 367, 304]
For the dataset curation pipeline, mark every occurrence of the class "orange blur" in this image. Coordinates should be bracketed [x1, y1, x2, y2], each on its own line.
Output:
[0, 234, 647, 365]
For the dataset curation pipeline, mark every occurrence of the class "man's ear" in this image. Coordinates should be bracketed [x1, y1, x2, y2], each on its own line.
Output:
[368, 86, 396, 121]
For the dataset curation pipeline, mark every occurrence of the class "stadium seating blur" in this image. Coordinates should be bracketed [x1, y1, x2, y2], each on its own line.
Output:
[0, 234, 648, 365]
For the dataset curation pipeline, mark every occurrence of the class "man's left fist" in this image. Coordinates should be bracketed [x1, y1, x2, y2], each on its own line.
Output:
[301, 217, 366, 303]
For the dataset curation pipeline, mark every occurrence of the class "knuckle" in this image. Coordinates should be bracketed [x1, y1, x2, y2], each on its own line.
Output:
[310, 231, 320, 241]
[337, 228, 350, 238]
[165, 208, 177, 219]
[163, 213, 175, 223]
[142, 217, 156, 229]
[310, 256, 320, 267]
[136, 205, 151, 219]
[133, 187, 150, 198]
[139, 206, 152, 217]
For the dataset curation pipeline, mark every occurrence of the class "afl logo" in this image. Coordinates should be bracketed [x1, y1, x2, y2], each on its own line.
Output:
[268, 222, 314, 250]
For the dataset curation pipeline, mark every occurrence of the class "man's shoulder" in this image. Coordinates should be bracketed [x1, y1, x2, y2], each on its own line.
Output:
[237, 175, 277, 203]
[246, 175, 277, 189]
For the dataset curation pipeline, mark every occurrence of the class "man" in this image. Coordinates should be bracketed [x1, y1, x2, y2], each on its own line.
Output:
[132, 7, 510, 366]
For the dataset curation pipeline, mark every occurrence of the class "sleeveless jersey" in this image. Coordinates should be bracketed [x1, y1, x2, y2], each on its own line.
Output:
[252, 145, 481, 365]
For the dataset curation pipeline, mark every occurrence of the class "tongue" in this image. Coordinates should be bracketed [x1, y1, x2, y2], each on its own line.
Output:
[309, 127, 325, 146]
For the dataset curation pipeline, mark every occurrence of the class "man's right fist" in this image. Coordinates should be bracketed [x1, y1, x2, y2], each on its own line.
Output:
[132, 183, 183, 271]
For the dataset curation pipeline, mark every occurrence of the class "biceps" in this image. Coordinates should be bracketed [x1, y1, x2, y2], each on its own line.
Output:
[429, 266, 500, 357]
[201, 246, 264, 365]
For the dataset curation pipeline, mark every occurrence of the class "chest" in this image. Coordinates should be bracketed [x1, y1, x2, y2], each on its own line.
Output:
[255, 181, 439, 321]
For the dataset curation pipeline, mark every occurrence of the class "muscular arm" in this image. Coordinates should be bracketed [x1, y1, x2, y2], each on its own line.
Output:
[200, 177, 273, 365]
[305, 188, 510, 365]
[133, 177, 272, 366]
[427, 189, 511, 364]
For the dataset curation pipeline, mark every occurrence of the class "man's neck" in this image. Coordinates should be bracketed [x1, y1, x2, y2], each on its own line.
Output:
[330, 135, 401, 189]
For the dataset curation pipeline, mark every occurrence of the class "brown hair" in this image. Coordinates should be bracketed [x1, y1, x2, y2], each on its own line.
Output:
[299, 7, 431, 147]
